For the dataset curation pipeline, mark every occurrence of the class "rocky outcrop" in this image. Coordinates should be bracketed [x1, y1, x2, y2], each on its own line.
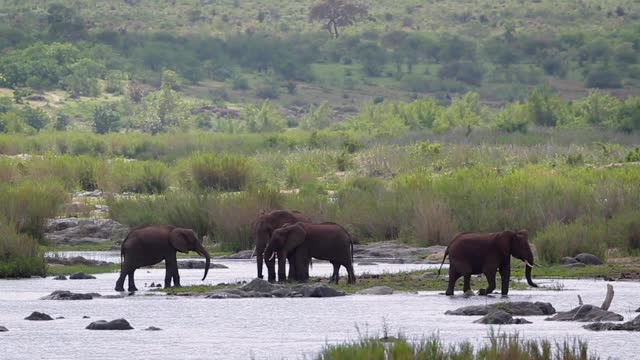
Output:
[46, 256, 114, 267]
[560, 257, 579, 264]
[45, 218, 128, 245]
[41, 290, 94, 300]
[69, 272, 96, 280]
[352, 242, 446, 263]
[52, 275, 67, 280]
[240, 278, 283, 293]
[473, 310, 532, 325]
[197, 279, 344, 299]
[215, 250, 254, 259]
[0, 326, 8, 332]
[291, 283, 345, 297]
[584, 314, 640, 331]
[574, 253, 604, 265]
[144, 326, 162, 331]
[545, 305, 623, 322]
[86, 319, 133, 330]
[446, 302, 556, 316]
[357, 286, 393, 295]
[178, 260, 228, 269]
[25, 312, 54, 321]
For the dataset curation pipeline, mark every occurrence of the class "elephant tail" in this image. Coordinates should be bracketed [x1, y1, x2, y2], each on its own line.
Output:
[437, 248, 449, 277]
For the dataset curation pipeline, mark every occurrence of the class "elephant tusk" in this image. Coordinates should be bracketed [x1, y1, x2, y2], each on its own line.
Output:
[268, 252, 276, 261]
[524, 260, 534, 268]
[250, 247, 256, 259]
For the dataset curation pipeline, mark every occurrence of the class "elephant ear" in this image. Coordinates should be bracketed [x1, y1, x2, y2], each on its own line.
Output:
[282, 223, 306, 254]
[495, 230, 515, 258]
[169, 228, 193, 254]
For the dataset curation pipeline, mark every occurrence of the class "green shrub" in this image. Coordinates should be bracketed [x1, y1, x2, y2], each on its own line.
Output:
[0, 220, 46, 278]
[0, 180, 68, 239]
[533, 218, 608, 263]
[108, 160, 170, 194]
[625, 147, 640, 162]
[188, 152, 251, 191]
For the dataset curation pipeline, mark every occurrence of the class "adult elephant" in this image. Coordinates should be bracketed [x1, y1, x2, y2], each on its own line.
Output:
[437, 230, 538, 296]
[264, 222, 356, 284]
[115, 225, 210, 292]
[252, 210, 311, 282]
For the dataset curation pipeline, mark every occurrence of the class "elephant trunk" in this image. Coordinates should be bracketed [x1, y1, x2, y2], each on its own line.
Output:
[524, 256, 538, 288]
[196, 243, 210, 281]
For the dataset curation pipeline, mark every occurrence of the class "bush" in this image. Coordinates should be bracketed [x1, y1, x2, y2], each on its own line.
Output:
[188, 152, 251, 191]
[0, 220, 47, 278]
[108, 160, 170, 194]
[231, 76, 250, 90]
[93, 105, 121, 134]
[626, 147, 640, 162]
[534, 218, 608, 264]
[586, 68, 623, 89]
[255, 82, 280, 99]
[438, 61, 484, 86]
[22, 107, 49, 132]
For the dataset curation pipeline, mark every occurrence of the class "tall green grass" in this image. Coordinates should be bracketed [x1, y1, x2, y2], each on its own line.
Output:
[0, 220, 46, 278]
[318, 332, 597, 360]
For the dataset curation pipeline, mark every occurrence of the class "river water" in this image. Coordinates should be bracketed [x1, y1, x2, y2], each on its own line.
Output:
[1, 252, 639, 359]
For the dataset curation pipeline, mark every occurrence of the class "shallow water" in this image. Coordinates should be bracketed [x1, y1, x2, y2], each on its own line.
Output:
[1, 252, 639, 360]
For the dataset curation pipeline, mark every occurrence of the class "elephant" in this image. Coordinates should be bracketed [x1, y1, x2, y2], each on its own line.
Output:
[115, 225, 210, 292]
[264, 222, 356, 284]
[437, 230, 538, 296]
[252, 210, 311, 282]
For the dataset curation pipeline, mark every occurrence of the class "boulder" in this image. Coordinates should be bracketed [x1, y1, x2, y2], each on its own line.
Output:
[178, 260, 228, 269]
[86, 319, 133, 330]
[69, 272, 96, 280]
[636, 307, 640, 313]
[25, 312, 53, 321]
[357, 262, 378, 266]
[144, 326, 162, 331]
[574, 253, 604, 265]
[271, 288, 295, 298]
[45, 218, 128, 245]
[292, 283, 346, 297]
[560, 257, 578, 264]
[52, 275, 67, 280]
[82, 316, 90, 319]
[357, 286, 393, 295]
[584, 314, 640, 331]
[46, 256, 113, 267]
[352, 241, 446, 262]
[446, 302, 555, 316]
[0, 326, 8, 332]
[546, 305, 623, 322]
[473, 310, 532, 325]
[240, 278, 283, 293]
[41, 290, 94, 300]
[561, 262, 586, 268]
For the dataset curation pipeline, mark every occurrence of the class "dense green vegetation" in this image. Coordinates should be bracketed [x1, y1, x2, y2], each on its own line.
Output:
[1, 0, 640, 277]
[318, 332, 597, 360]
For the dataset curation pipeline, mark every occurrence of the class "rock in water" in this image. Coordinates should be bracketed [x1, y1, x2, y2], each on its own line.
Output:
[473, 310, 532, 325]
[584, 314, 640, 331]
[546, 305, 623, 322]
[52, 275, 67, 280]
[0, 326, 8, 332]
[292, 283, 345, 297]
[240, 278, 283, 293]
[86, 319, 133, 330]
[357, 286, 393, 295]
[69, 272, 96, 280]
[144, 326, 162, 331]
[41, 290, 94, 300]
[574, 253, 604, 265]
[636, 307, 640, 313]
[178, 260, 228, 269]
[446, 302, 555, 316]
[25, 312, 54, 321]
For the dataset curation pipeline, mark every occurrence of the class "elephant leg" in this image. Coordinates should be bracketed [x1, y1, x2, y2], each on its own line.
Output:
[256, 253, 264, 279]
[287, 252, 297, 281]
[499, 265, 511, 296]
[463, 275, 471, 293]
[127, 269, 138, 292]
[277, 251, 287, 282]
[346, 263, 356, 284]
[165, 257, 180, 288]
[479, 271, 497, 296]
[115, 264, 128, 291]
[446, 269, 460, 296]
[331, 262, 340, 284]
[266, 256, 276, 283]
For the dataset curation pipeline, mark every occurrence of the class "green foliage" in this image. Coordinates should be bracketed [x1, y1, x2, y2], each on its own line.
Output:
[244, 101, 286, 133]
[626, 147, 640, 162]
[524, 84, 567, 127]
[0, 220, 46, 278]
[188, 152, 251, 191]
[93, 104, 121, 134]
[355, 42, 387, 76]
[433, 92, 488, 133]
[107, 159, 170, 194]
[54, 112, 71, 131]
[301, 102, 333, 129]
[22, 107, 49, 131]
[493, 101, 529, 133]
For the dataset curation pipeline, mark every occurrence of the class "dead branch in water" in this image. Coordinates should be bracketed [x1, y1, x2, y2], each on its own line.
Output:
[600, 284, 614, 311]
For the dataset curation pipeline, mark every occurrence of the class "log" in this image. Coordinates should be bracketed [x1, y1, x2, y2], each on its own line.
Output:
[577, 295, 583, 306]
[600, 284, 614, 311]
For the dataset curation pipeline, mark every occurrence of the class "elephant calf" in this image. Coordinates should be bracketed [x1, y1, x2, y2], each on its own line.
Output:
[438, 230, 538, 296]
[115, 225, 210, 292]
[264, 222, 356, 284]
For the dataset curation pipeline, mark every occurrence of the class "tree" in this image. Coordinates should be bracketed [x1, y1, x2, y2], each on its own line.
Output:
[22, 107, 49, 132]
[309, 0, 368, 38]
[93, 105, 121, 134]
[354, 42, 387, 76]
[47, 4, 87, 40]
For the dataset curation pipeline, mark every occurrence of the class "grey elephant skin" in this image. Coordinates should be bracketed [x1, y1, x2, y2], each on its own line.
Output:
[438, 230, 538, 296]
[265, 222, 356, 284]
[115, 225, 210, 292]
[252, 210, 311, 282]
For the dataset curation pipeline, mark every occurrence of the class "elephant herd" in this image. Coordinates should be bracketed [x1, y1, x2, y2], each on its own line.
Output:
[115, 209, 538, 296]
